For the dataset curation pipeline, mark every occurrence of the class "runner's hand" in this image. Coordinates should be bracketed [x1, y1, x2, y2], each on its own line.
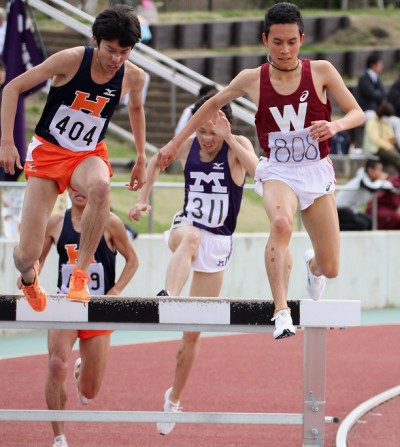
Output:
[0, 143, 23, 175]
[128, 202, 151, 221]
[157, 140, 180, 171]
[126, 162, 146, 191]
[210, 111, 231, 139]
[310, 120, 338, 142]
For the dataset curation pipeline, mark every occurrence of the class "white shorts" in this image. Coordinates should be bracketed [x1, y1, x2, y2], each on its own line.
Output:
[254, 156, 336, 210]
[164, 212, 233, 273]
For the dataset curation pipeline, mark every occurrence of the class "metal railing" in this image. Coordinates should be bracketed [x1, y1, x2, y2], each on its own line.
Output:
[0, 181, 380, 238]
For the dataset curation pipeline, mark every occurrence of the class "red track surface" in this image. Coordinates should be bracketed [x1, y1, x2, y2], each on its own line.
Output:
[347, 396, 400, 447]
[0, 326, 399, 447]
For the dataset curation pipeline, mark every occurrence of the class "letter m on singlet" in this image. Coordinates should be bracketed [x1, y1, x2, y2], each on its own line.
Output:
[190, 172, 227, 193]
[70, 91, 110, 117]
[269, 103, 307, 131]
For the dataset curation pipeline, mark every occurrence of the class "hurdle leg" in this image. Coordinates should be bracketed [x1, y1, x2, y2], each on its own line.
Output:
[302, 327, 327, 447]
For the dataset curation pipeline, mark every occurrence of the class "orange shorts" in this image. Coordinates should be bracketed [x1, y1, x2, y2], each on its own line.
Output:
[78, 330, 113, 340]
[24, 135, 113, 193]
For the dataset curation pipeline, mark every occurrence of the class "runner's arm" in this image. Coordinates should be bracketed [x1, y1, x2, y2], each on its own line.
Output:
[157, 70, 255, 170]
[128, 141, 190, 221]
[124, 64, 147, 191]
[309, 60, 364, 142]
[0, 48, 84, 173]
[105, 213, 138, 296]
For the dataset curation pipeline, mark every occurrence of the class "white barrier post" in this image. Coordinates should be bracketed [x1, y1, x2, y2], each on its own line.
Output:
[303, 327, 327, 447]
[0, 295, 361, 447]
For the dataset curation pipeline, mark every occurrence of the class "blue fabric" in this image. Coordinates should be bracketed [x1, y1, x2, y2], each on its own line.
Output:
[140, 24, 152, 43]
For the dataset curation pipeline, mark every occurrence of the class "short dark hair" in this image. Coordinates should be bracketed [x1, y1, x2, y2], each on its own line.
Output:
[366, 53, 382, 69]
[376, 100, 395, 118]
[92, 5, 141, 48]
[198, 84, 218, 98]
[0, 57, 6, 71]
[263, 2, 304, 37]
[191, 93, 233, 124]
[365, 159, 382, 171]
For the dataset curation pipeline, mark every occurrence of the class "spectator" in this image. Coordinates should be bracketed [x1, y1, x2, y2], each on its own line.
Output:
[330, 129, 351, 155]
[336, 159, 396, 231]
[357, 53, 386, 120]
[363, 100, 400, 173]
[1, 186, 24, 238]
[174, 84, 218, 136]
[386, 75, 400, 145]
[387, 74, 400, 118]
[365, 172, 400, 229]
[137, 0, 158, 25]
[137, 14, 152, 44]
[118, 14, 151, 109]
[119, 71, 150, 109]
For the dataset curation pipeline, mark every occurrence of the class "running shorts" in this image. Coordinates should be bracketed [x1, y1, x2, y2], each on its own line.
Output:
[165, 212, 233, 273]
[78, 330, 113, 340]
[24, 135, 113, 193]
[254, 156, 336, 210]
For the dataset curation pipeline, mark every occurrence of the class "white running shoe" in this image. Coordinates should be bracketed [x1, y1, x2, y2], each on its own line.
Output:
[271, 309, 296, 339]
[73, 357, 92, 405]
[157, 387, 181, 435]
[304, 249, 326, 301]
[53, 435, 68, 447]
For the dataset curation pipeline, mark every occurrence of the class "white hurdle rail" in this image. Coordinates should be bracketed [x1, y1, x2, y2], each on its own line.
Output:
[0, 295, 361, 447]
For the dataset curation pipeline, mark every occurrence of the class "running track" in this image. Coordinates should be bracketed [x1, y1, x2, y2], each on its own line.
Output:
[1, 326, 399, 446]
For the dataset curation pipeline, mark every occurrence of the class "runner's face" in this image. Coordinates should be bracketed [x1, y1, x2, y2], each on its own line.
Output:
[96, 39, 132, 74]
[69, 190, 88, 207]
[263, 23, 304, 70]
[196, 119, 225, 155]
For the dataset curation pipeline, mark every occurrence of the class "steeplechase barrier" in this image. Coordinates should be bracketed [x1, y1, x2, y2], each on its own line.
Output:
[0, 295, 361, 447]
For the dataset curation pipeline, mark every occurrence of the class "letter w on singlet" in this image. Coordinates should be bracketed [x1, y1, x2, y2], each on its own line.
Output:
[270, 103, 307, 132]
[70, 91, 110, 117]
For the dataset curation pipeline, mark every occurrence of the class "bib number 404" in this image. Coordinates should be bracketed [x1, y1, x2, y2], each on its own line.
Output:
[55, 116, 97, 146]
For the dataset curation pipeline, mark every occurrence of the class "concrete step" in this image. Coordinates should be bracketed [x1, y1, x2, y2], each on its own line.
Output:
[41, 30, 88, 55]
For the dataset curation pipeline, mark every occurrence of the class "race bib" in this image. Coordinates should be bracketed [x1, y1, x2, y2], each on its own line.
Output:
[60, 263, 105, 295]
[268, 126, 320, 166]
[49, 105, 105, 152]
[186, 191, 229, 228]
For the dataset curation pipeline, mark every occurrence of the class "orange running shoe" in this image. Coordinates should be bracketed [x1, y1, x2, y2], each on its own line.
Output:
[68, 266, 90, 303]
[20, 261, 47, 312]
